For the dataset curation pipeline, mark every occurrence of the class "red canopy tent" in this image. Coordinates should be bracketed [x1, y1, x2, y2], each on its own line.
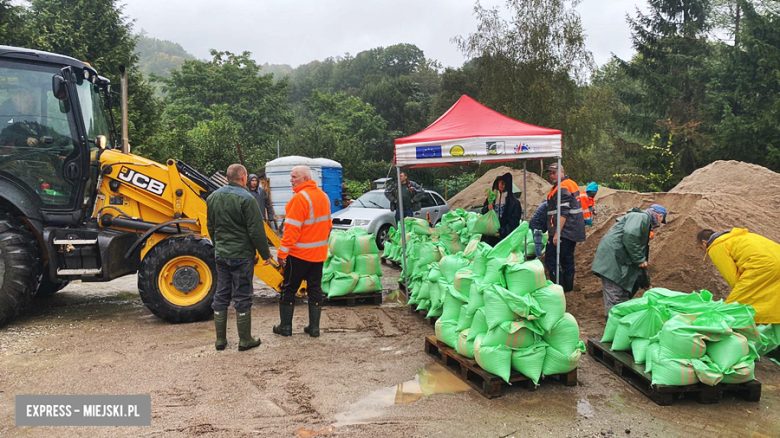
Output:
[392, 95, 565, 288]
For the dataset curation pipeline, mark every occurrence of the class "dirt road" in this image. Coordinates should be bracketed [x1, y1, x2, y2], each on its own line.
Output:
[1, 265, 779, 437]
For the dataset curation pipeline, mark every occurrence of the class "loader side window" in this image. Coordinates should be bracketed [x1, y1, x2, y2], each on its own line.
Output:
[0, 62, 79, 208]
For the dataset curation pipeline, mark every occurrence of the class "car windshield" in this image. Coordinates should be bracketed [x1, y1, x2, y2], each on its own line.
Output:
[354, 191, 390, 209]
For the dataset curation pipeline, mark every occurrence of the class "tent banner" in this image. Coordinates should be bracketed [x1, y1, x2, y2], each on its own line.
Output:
[395, 135, 562, 167]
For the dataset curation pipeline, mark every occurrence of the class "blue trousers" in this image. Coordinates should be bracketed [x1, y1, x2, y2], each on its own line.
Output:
[544, 237, 577, 282]
[395, 208, 414, 224]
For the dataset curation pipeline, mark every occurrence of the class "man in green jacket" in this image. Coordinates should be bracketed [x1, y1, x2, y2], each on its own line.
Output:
[207, 164, 272, 351]
[591, 204, 667, 317]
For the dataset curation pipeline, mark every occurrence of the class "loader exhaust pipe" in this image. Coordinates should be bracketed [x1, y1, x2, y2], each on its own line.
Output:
[119, 65, 130, 154]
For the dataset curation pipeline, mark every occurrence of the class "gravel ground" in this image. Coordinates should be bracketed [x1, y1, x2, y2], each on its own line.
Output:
[1, 263, 779, 437]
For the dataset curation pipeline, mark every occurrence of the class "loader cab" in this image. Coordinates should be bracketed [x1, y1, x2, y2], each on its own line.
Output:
[0, 46, 112, 227]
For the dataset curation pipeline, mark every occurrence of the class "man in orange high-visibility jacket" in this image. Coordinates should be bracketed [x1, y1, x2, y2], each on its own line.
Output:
[545, 163, 586, 293]
[273, 166, 332, 338]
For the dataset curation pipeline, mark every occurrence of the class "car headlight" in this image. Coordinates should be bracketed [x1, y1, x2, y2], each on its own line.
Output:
[354, 219, 371, 226]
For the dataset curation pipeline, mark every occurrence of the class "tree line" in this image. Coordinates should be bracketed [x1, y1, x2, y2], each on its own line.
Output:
[2, 0, 779, 194]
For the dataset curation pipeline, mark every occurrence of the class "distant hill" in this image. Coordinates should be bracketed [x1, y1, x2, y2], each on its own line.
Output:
[135, 33, 196, 79]
[261, 62, 294, 80]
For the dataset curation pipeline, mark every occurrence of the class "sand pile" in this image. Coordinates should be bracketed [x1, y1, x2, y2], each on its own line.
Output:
[447, 166, 551, 212]
[563, 161, 780, 338]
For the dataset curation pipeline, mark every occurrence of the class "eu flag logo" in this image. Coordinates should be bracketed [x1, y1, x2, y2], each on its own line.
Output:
[416, 145, 442, 159]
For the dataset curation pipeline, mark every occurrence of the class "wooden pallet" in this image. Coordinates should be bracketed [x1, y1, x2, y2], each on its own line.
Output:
[380, 256, 402, 269]
[425, 335, 577, 399]
[324, 292, 383, 307]
[587, 338, 761, 406]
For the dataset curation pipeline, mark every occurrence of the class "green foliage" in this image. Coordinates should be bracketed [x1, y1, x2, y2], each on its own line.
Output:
[135, 33, 195, 79]
[344, 180, 371, 199]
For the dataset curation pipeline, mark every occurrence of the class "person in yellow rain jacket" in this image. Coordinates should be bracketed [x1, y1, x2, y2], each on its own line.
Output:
[698, 228, 780, 354]
[273, 166, 332, 338]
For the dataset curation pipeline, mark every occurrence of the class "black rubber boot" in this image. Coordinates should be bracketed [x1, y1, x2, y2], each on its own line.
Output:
[562, 273, 575, 293]
[272, 302, 294, 337]
[214, 310, 228, 351]
[303, 302, 322, 338]
[236, 310, 261, 351]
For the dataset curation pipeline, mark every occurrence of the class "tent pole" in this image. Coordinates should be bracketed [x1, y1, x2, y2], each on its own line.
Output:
[522, 161, 527, 257]
[556, 157, 562, 285]
[397, 166, 410, 302]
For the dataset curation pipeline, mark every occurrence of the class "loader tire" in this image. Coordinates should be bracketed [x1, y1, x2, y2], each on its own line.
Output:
[0, 215, 41, 326]
[35, 270, 69, 298]
[138, 236, 216, 323]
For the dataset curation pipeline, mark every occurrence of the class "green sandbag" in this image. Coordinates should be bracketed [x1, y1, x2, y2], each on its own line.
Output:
[328, 232, 354, 260]
[531, 283, 566, 333]
[720, 360, 755, 384]
[630, 338, 650, 364]
[644, 339, 660, 373]
[756, 324, 780, 356]
[707, 332, 753, 370]
[352, 232, 379, 256]
[453, 269, 477, 298]
[441, 288, 464, 322]
[543, 340, 585, 375]
[625, 306, 668, 339]
[474, 335, 513, 382]
[416, 281, 432, 300]
[463, 234, 482, 258]
[427, 264, 443, 282]
[542, 313, 580, 354]
[444, 215, 467, 232]
[418, 242, 445, 266]
[483, 285, 516, 330]
[658, 313, 732, 360]
[457, 329, 475, 358]
[436, 226, 464, 254]
[326, 272, 360, 298]
[427, 305, 443, 318]
[503, 259, 547, 296]
[327, 256, 354, 274]
[416, 299, 431, 311]
[505, 252, 525, 264]
[691, 357, 724, 386]
[354, 254, 382, 276]
[642, 287, 688, 301]
[435, 319, 461, 349]
[472, 210, 500, 236]
[466, 286, 485, 317]
[483, 258, 507, 286]
[407, 217, 432, 235]
[353, 274, 381, 294]
[428, 281, 443, 313]
[496, 287, 545, 321]
[650, 358, 700, 386]
[721, 303, 761, 342]
[468, 308, 489, 341]
[511, 342, 548, 384]
[488, 221, 529, 259]
[471, 244, 493, 277]
[440, 254, 470, 283]
[611, 319, 633, 352]
[456, 304, 474, 332]
[483, 319, 540, 349]
[602, 298, 650, 342]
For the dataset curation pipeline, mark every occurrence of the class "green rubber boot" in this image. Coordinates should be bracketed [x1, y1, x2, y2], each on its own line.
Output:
[236, 310, 261, 351]
[272, 302, 294, 337]
[214, 310, 228, 351]
[303, 302, 322, 338]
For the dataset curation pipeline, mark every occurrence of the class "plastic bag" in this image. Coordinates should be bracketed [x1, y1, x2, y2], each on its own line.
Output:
[472, 210, 500, 236]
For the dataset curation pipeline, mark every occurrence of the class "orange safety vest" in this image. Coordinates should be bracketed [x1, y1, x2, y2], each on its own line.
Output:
[279, 180, 332, 262]
[579, 192, 595, 220]
[546, 178, 582, 228]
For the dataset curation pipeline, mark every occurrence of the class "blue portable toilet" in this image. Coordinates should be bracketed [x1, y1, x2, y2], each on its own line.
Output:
[313, 158, 343, 213]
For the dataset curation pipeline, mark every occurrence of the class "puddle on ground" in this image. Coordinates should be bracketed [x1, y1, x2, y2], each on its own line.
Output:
[577, 398, 594, 418]
[333, 362, 471, 426]
[294, 425, 336, 437]
[382, 290, 407, 307]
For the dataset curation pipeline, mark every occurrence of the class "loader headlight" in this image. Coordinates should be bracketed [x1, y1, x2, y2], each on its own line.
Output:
[94, 135, 107, 150]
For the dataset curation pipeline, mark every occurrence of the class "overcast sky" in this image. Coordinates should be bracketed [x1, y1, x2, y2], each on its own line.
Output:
[123, 0, 647, 69]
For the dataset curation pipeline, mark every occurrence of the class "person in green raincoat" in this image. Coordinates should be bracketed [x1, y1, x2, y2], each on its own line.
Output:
[591, 204, 667, 317]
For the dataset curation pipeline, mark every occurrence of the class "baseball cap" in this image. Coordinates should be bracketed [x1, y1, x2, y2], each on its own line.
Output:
[649, 204, 667, 224]
[546, 163, 559, 173]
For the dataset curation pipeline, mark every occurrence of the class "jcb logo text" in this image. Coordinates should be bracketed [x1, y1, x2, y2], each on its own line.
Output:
[117, 167, 166, 196]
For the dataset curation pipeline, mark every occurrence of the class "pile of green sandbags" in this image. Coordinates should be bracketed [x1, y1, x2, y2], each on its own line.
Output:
[602, 288, 767, 386]
[322, 228, 383, 298]
[430, 222, 585, 386]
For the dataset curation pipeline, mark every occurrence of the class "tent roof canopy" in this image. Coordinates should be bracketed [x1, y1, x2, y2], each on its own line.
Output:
[394, 95, 562, 168]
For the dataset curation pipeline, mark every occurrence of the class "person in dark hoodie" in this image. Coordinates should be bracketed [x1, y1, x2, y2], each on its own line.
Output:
[248, 174, 274, 221]
[481, 172, 523, 246]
